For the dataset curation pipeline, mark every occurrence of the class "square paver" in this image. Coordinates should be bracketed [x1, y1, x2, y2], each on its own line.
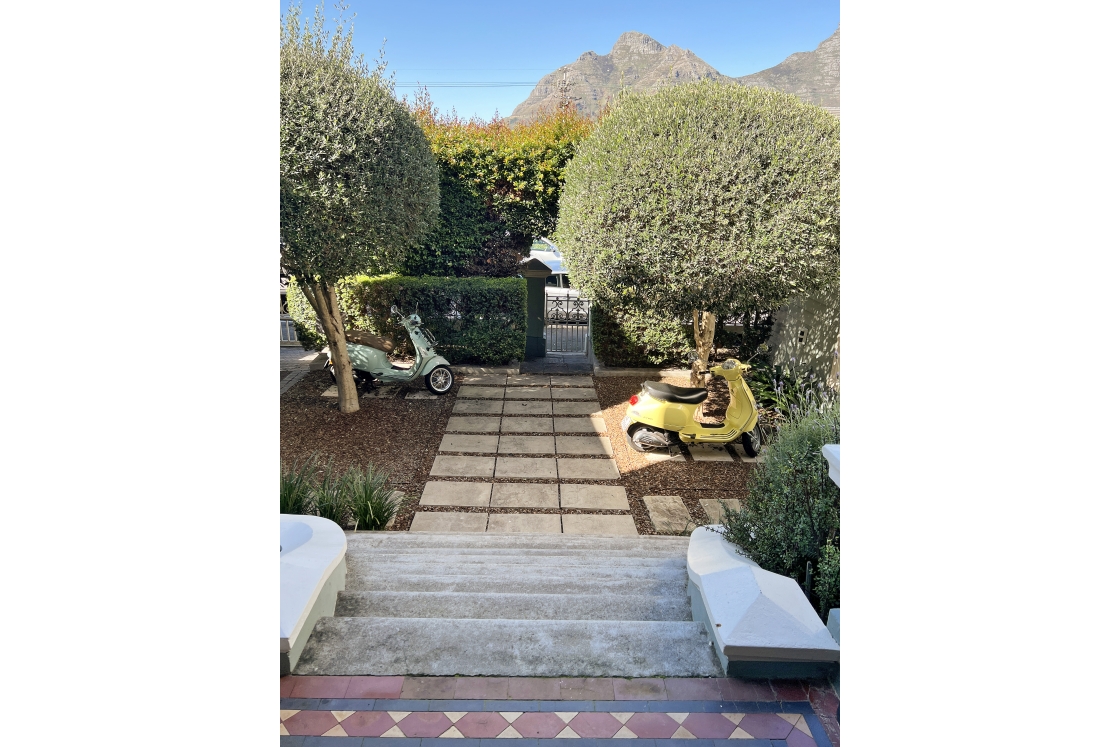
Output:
[453, 399, 504, 414]
[507, 374, 551, 386]
[420, 481, 493, 507]
[555, 435, 614, 456]
[498, 435, 556, 455]
[410, 512, 488, 532]
[644, 446, 686, 462]
[457, 385, 505, 399]
[445, 416, 502, 433]
[430, 455, 495, 478]
[363, 386, 402, 398]
[503, 400, 552, 415]
[560, 484, 629, 510]
[687, 444, 734, 462]
[501, 417, 554, 433]
[494, 456, 558, 479]
[459, 374, 507, 386]
[321, 385, 338, 397]
[730, 443, 764, 463]
[699, 498, 742, 524]
[550, 388, 598, 400]
[556, 458, 621, 480]
[439, 434, 499, 453]
[562, 514, 638, 536]
[550, 375, 595, 388]
[487, 514, 562, 533]
[490, 483, 558, 508]
[552, 401, 603, 416]
[505, 386, 551, 400]
[643, 495, 693, 533]
[405, 390, 439, 400]
[551, 417, 606, 434]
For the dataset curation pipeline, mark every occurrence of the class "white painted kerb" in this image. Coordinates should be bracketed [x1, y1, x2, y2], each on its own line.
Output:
[822, 444, 840, 488]
[687, 527, 839, 662]
[280, 515, 346, 654]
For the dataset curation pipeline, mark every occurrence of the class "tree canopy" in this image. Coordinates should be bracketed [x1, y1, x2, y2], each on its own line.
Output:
[403, 96, 593, 277]
[556, 81, 840, 320]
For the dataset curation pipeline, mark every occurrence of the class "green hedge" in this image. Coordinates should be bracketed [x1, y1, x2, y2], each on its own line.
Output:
[288, 274, 526, 365]
[591, 304, 692, 367]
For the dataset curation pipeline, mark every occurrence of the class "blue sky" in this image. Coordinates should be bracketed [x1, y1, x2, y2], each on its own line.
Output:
[283, 1, 840, 120]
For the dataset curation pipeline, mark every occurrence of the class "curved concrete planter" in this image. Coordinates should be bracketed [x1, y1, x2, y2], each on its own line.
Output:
[687, 526, 839, 678]
[281, 515, 347, 675]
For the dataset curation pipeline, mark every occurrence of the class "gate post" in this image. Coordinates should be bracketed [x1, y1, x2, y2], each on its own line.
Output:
[520, 257, 551, 359]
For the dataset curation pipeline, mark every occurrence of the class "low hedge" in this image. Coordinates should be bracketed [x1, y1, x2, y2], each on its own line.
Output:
[288, 274, 526, 365]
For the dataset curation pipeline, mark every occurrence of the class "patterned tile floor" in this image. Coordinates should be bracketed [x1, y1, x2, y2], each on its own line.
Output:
[280, 677, 839, 747]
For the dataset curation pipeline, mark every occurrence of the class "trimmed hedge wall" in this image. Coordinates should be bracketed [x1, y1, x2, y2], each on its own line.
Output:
[591, 304, 692, 368]
[288, 274, 527, 365]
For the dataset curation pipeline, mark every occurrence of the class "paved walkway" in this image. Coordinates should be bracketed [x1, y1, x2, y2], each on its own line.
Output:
[280, 675, 839, 746]
[413, 375, 636, 535]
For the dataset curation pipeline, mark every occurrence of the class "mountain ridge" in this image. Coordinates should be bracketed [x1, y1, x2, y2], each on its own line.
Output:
[507, 27, 839, 124]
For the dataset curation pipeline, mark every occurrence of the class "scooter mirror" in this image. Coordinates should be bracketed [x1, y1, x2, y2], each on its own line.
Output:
[390, 305, 398, 315]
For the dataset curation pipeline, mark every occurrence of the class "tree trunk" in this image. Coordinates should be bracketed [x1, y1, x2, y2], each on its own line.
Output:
[299, 278, 360, 414]
[690, 309, 717, 387]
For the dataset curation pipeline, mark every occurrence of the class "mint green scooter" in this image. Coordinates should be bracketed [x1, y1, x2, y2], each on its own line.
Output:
[325, 305, 455, 395]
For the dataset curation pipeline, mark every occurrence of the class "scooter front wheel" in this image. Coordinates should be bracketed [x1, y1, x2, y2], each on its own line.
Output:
[425, 365, 454, 394]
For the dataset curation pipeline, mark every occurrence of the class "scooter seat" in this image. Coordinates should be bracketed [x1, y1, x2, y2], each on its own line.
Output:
[642, 381, 708, 405]
[345, 329, 394, 353]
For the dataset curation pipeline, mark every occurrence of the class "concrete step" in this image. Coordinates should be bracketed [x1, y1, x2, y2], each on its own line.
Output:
[345, 552, 687, 571]
[343, 570, 686, 596]
[347, 545, 690, 561]
[347, 531, 690, 552]
[294, 617, 722, 677]
[335, 591, 692, 621]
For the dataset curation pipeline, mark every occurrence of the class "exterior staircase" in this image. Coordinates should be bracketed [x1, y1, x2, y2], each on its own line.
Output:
[294, 531, 723, 677]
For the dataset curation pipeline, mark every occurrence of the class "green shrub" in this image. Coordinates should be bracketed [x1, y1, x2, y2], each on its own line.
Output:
[591, 303, 692, 367]
[281, 453, 318, 514]
[346, 464, 401, 531]
[313, 458, 352, 527]
[289, 274, 527, 364]
[720, 400, 840, 619]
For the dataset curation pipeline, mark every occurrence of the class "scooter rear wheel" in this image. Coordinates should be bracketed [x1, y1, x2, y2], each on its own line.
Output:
[425, 365, 454, 394]
[742, 424, 763, 457]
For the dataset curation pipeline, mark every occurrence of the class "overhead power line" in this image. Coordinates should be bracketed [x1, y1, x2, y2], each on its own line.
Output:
[399, 82, 540, 88]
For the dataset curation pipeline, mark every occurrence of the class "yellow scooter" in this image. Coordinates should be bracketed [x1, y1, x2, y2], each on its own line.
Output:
[621, 358, 763, 456]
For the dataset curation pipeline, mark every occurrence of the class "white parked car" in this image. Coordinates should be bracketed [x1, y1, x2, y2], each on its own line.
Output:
[530, 239, 587, 323]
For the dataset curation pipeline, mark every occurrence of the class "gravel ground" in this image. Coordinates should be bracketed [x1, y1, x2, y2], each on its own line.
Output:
[281, 370, 756, 535]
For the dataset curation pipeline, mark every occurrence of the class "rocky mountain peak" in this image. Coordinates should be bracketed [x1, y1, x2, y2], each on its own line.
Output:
[611, 31, 665, 56]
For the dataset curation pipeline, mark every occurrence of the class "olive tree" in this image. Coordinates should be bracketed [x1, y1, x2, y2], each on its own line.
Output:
[280, 4, 439, 412]
[556, 82, 839, 385]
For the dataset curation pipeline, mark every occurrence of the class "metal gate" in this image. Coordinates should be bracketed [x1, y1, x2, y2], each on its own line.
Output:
[544, 295, 591, 354]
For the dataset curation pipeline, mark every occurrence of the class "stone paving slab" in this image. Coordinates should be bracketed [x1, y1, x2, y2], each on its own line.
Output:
[550, 388, 599, 400]
[556, 435, 614, 456]
[501, 417, 554, 433]
[438, 434, 499, 454]
[644, 445, 686, 462]
[559, 484, 629, 510]
[459, 374, 507, 386]
[458, 385, 505, 399]
[321, 385, 338, 397]
[562, 514, 639, 536]
[507, 374, 552, 386]
[550, 375, 595, 387]
[643, 496, 694, 533]
[729, 443, 764, 463]
[687, 444, 734, 462]
[552, 401, 603, 415]
[453, 399, 505, 414]
[489, 483, 559, 508]
[410, 512, 489, 533]
[557, 458, 622, 480]
[405, 390, 440, 400]
[487, 513, 563, 534]
[498, 435, 556, 455]
[505, 386, 552, 400]
[551, 416, 607, 434]
[430, 455, 496, 478]
[699, 498, 742, 524]
[364, 386, 403, 398]
[494, 456, 558, 479]
[503, 400, 552, 415]
[420, 481, 493, 507]
[445, 416, 502, 433]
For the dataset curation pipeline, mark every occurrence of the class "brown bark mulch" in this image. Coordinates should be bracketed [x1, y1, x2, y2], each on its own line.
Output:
[280, 370, 756, 535]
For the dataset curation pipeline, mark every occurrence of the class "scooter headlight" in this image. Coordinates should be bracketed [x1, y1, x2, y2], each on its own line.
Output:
[722, 359, 738, 370]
